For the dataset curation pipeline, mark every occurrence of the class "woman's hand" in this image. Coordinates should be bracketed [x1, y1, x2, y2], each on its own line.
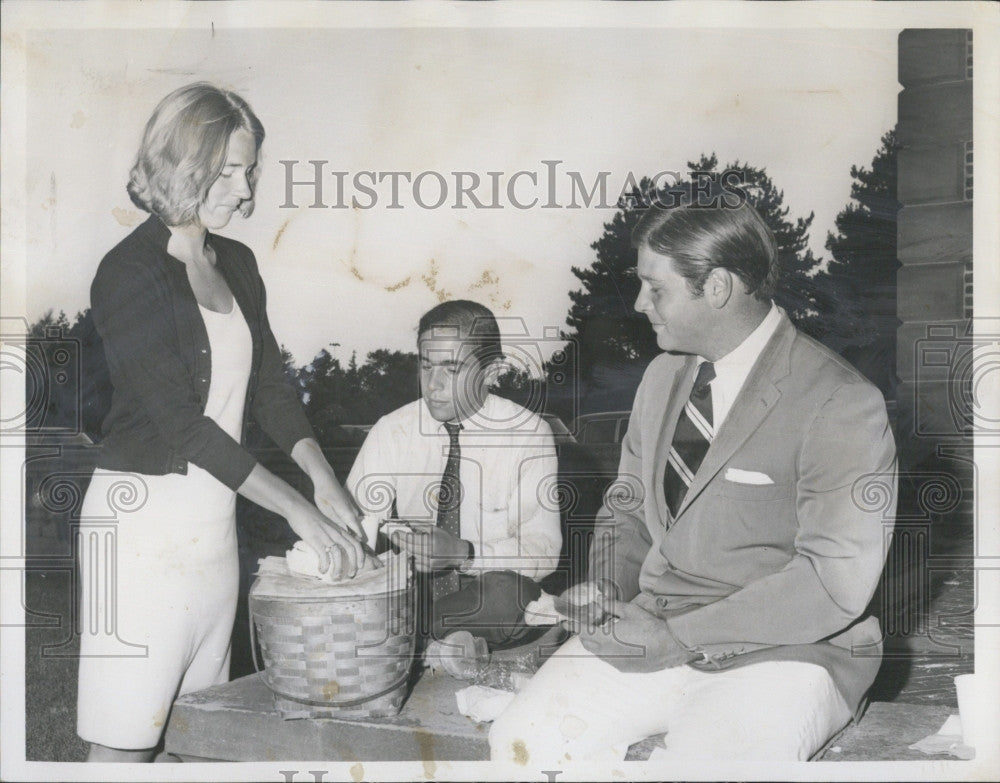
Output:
[291, 438, 364, 538]
[286, 500, 364, 580]
[313, 478, 365, 540]
[237, 463, 364, 579]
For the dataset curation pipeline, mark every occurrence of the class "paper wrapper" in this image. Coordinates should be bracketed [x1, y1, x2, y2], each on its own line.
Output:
[254, 549, 408, 599]
[524, 585, 606, 626]
[456, 685, 517, 723]
[524, 592, 563, 626]
[908, 714, 976, 760]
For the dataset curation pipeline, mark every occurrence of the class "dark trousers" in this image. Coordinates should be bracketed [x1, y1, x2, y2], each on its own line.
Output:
[417, 570, 544, 650]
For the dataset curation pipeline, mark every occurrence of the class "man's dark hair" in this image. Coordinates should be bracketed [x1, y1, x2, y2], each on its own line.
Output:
[631, 188, 778, 300]
[417, 300, 503, 368]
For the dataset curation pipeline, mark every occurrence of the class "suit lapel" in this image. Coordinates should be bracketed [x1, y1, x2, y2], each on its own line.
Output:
[672, 314, 795, 520]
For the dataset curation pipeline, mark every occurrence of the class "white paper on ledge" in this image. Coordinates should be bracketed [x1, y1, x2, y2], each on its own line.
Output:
[455, 685, 516, 724]
[908, 714, 975, 759]
[523, 592, 562, 626]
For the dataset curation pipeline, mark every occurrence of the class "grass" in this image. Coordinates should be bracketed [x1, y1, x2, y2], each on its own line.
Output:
[24, 568, 89, 762]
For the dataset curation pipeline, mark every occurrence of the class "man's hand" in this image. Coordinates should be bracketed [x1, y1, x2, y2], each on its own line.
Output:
[391, 525, 471, 573]
[554, 580, 614, 634]
[579, 600, 700, 673]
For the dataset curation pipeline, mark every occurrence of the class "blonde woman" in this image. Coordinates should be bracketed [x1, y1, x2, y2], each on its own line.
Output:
[78, 83, 365, 761]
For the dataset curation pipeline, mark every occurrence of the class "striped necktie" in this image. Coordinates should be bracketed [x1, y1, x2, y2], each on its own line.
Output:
[433, 421, 463, 599]
[664, 361, 715, 519]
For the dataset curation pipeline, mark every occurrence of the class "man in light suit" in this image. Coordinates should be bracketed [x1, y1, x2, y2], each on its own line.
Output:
[490, 193, 897, 764]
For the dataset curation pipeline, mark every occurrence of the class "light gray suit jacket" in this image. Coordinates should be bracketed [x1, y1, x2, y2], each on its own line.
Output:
[589, 311, 897, 716]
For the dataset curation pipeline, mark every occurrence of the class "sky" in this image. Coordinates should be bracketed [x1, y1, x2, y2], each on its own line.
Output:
[22, 23, 899, 368]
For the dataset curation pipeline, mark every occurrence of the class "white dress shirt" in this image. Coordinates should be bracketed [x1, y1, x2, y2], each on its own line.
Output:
[700, 303, 782, 431]
[346, 394, 562, 581]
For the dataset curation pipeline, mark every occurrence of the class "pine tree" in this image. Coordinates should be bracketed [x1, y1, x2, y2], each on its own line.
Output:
[564, 199, 655, 377]
[561, 154, 870, 408]
[826, 130, 900, 289]
[825, 129, 901, 395]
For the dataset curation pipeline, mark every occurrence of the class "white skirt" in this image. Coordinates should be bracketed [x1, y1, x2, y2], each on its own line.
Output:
[75, 466, 239, 749]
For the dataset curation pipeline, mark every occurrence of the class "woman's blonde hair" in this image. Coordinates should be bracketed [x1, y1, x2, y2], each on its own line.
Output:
[127, 82, 264, 226]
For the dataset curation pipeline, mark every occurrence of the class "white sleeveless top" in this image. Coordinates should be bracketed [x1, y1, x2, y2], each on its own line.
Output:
[199, 302, 253, 444]
[180, 301, 253, 519]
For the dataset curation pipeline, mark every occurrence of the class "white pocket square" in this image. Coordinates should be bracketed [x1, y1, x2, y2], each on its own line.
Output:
[724, 468, 774, 485]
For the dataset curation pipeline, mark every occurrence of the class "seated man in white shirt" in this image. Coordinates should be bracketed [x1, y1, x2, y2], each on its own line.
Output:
[347, 300, 562, 671]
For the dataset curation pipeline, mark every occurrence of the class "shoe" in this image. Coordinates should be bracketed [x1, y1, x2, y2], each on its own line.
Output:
[427, 631, 490, 680]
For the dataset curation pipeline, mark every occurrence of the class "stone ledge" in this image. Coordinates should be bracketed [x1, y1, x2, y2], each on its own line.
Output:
[166, 675, 967, 764]
[819, 702, 956, 762]
[165, 672, 490, 762]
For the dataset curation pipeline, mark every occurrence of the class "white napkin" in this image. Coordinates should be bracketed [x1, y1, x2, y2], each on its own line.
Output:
[524, 585, 607, 626]
[455, 685, 516, 723]
[523, 592, 563, 626]
[285, 540, 337, 583]
[908, 714, 975, 759]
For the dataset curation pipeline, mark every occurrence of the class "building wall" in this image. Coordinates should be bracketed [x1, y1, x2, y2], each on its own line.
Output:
[881, 30, 975, 644]
[896, 29, 974, 485]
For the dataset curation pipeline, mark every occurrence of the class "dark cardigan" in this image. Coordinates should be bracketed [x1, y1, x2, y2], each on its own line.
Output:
[90, 215, 315, 491]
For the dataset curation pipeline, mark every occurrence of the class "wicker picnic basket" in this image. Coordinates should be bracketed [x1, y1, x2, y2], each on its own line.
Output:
[249, 552, 416, 720]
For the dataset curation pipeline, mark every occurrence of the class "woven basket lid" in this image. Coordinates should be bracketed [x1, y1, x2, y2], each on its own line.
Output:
[250, 550, 409, 600]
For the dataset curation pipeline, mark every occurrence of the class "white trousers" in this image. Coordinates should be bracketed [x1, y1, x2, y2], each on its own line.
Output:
[76, 470, 238, 749]
[489, 636, 851, 766]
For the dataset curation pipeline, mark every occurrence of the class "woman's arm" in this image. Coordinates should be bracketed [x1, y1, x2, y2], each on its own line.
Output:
[244, 260, 316, 457]
[93, 251, 361, 573]
[290, 437, 364, 538]
[239, 255, 363, 539]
